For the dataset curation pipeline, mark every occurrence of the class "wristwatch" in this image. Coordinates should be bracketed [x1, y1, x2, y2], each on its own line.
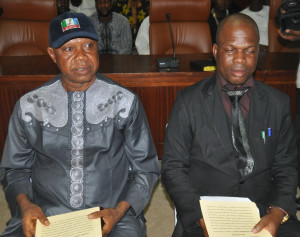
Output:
[281, 213, 290, 224]
[267, 206, 289, 224]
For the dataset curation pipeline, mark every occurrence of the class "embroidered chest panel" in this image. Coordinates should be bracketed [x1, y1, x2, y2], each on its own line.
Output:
[20, 78, 134, 208]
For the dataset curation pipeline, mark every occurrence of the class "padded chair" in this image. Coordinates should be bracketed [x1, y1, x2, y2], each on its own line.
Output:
[268, 0, 300, 52]
[0, 0, 57, 56]
[149, 0, 212, 55]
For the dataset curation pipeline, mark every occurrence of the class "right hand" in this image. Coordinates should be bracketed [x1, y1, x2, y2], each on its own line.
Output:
[277, 7, 300, 41]
[16, 194, 49, 237]
[278, 28, 300, 41]
[196, 218, 209, 237]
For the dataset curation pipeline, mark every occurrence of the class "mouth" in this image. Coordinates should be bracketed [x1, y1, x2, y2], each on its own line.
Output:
[100, 9, 109, 15]
[231, 68, 246, 78]
[74, 66, 91, 74]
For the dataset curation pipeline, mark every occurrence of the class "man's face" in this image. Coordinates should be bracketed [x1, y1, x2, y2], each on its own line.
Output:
[96, 0, 112, 17]
[47, 38, 99, 91]
[213, 22, 259, 85]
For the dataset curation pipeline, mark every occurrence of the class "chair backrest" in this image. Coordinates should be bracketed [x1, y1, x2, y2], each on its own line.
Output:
[149, 0, 212, 55]
[268, 0, 300, 52]
[0, 0, 57, 56]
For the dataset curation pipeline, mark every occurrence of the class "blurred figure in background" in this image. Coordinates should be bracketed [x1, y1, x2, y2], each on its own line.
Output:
[209, 0, 244, 44]
[69, 0, 97, 17]
[135, 15, 149, 55]
[240, 0, 270, 51]
[90, 0, 132, 54]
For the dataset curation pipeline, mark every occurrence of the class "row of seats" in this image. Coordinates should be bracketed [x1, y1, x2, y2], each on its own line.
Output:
[0, 0, 57, 56]
[0, 0, 299, 57]
[149, 0, 212, 55]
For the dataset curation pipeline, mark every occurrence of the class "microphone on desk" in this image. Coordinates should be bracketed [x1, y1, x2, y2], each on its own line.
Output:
[156, 13, 179, 69]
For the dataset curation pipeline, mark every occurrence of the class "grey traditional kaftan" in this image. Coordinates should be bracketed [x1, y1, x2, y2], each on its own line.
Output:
[0, 73, 159, 236]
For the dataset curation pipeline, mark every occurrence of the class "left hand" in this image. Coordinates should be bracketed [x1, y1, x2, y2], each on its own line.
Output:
[196, 218, 209, 237]
[251, 207, 285, 237]
[88, 201, 130, 237]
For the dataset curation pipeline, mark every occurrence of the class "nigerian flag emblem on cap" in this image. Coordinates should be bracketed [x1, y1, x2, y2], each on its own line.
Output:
[61, 18, 80, 32]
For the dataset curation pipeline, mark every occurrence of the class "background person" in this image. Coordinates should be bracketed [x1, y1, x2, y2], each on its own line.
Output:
[208, 0, 241, 45]
[89, 0, 132, 54]
[240, 0, 270, 50]
[69, 0, 97, 17]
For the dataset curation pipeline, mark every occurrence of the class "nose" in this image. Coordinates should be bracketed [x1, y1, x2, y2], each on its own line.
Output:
[233, 50, 246, 64]
[74, 49, 87, 62]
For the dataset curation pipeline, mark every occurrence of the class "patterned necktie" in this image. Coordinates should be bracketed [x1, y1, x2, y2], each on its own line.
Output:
[223, 87, 254, 177]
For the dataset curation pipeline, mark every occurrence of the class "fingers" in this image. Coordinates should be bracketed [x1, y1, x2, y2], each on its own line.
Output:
[101, 220, 112, 237]
[24, 231, 33, 237]
[22, 216, 37, 237]
[39, 216, 50, 226]
[278, 28, 300, 41]
[22, 205, 48, 237]
[278, 29, 288, 40]
[89, 209, 117, 236]
[88, 207, 123, 236]
[252, 219, 266, 234]
[88, 211, 101, 219]
[252, 215, 275, 236]
[23, 215, 49, 237]
[199, 218, 209, 237]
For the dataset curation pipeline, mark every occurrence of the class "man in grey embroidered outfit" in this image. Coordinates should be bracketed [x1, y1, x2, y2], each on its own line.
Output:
[89, 0, 132, 54]
[0, 12, 159, 237]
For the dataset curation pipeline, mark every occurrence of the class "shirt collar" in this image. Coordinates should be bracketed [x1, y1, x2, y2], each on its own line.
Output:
[217, 74, 255, 92]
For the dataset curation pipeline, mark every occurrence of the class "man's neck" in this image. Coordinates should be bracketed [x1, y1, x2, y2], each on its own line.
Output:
[98, 13, 112, 23]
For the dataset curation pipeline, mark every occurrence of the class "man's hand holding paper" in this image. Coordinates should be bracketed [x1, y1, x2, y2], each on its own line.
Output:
[200, 197, 272, 237]
[35, 207, 101, 237]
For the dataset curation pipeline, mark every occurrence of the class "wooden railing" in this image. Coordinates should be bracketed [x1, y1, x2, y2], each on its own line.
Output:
[0, 53, 299, 159]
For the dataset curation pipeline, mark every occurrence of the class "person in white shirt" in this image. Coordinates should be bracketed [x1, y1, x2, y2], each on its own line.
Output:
[240, 0, 269, 47]
[69, 0, 97, 17]
[135, 16, 149, 55]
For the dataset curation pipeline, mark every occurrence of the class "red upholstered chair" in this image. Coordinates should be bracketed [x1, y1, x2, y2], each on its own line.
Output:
[0, 0, 57, 56]
[268, 0, 300, 52]
[149, 0, 212, 55]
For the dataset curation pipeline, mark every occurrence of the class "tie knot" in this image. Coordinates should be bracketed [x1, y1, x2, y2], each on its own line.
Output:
[223, 86, 249, 102]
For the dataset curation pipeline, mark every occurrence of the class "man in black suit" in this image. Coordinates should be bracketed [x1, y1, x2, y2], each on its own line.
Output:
[162, 13, 300, 237]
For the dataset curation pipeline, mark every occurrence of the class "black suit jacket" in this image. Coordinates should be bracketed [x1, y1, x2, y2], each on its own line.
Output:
[161, 75, 298, 234]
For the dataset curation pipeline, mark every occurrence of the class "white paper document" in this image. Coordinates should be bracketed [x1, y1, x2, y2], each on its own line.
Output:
[200, 196, 272, 237]
[35, 207, 102, 237]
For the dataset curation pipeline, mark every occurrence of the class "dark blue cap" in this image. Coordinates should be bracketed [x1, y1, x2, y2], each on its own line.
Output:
[49, 12, 98, 48]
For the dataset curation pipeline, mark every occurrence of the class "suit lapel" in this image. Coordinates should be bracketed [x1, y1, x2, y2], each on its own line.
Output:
[202, 76, 240, 177]
[202, 78, 269, 178]
[248, 82, 268, 175]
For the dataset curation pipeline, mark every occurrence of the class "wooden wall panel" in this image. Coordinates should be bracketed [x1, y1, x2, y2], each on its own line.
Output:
[0, 53, 299, 159]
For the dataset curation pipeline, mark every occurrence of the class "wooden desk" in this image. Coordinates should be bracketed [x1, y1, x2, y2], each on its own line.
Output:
[0, 53, 299, 159]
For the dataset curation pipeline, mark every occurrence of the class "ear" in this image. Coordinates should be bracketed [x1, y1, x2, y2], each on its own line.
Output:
[212, 43, 218, 60]
[47, 47, 57, 64]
